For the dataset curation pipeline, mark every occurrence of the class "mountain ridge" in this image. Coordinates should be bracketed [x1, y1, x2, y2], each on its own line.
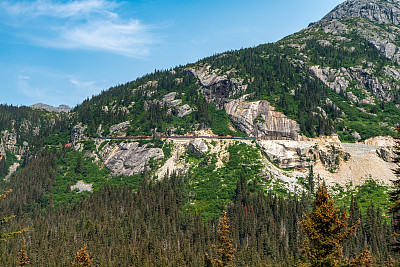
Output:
[30, 103, 72, 113]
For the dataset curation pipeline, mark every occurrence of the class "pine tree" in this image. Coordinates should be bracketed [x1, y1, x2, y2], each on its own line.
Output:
[17, 239, 29, 266]
[72, 245, 93, 267]
[299, 184, 370, 267]
[347, 248, 372, 267]
[212, 211, 235, 267]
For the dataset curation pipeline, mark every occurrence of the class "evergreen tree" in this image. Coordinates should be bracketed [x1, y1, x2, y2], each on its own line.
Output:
[299, 184, 370, 267]
[17, 240, 29, 266]
[212, 211, 235, 267]
[72, 245, 93, 267]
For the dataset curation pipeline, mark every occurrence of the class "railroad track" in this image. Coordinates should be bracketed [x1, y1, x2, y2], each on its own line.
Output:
[93, 135, 258, 140]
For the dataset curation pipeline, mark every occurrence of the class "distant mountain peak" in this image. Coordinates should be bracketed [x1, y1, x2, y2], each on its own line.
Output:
[30, 103, 72, 113]
[321, 0, 400, 25]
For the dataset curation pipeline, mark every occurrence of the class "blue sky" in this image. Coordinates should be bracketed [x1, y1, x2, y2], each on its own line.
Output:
[0, 0, 344, 107]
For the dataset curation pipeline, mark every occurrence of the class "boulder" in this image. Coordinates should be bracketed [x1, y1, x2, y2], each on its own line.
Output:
[188, 139, 209, 155]
[352, 131, 361, 141]
[173, 104, 194, 117]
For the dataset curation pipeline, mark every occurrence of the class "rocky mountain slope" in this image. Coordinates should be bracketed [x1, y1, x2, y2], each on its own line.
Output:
[1, 0, 399, 212]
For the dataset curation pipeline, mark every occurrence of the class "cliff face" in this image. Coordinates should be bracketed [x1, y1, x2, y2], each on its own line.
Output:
[322, 0, 400, 25]
[318, 0, 400, 64]
[99, 142, 164, 177]
[224, 96, 300, 140]
[188, 66, 247, 109]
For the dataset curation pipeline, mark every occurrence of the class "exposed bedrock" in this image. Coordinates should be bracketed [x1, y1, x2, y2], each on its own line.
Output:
[224, 96, 300, 140]
[100, 142, 164, 177]
[188, 66, 247, 109]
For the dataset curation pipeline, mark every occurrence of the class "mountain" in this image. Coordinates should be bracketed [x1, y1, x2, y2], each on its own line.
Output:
[30, 103, 72, 113]
[69, 0, 400, 144]
[0, 1, 398, 265]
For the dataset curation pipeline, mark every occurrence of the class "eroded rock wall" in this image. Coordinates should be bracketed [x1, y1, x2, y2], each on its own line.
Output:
[99, 142, 164, 177]
[225, 96, 300, 140]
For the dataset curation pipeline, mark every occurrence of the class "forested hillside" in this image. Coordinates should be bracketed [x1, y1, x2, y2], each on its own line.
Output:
[1, 0, 400, 266]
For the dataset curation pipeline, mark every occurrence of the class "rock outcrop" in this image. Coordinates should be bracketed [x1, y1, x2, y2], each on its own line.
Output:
[70, 123, 88, 144]
[188, 139, 209, 155]
[322, 0, 400, 26]
[2, 130, 17, 145]
[144, 92, 193, 117]
[0, 139, 4, 156]
[70, 180, 93, 193]
[100, 142, 164, 177]
[188, 65, 248, 109]
[258, 140, 316, 169]
[109, 121, 130, 135]
[319, 0, 400, 64]
[365, 135, 395, 162]
[173, 104, 194, 118]
[309, 65, 395, 102]
[257, 136, 349, 171]
[30, 103, 72, 113]
[224, 96, 300, 140]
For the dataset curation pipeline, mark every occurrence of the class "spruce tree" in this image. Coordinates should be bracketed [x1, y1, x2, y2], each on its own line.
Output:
[209, 211, 235, 267]
[17, 239, 29, 266]
[72, 244, 93, 267]
[299, 184, 370, 267]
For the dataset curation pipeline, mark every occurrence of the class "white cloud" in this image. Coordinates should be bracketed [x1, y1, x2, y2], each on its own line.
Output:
[2, 0, 116, 19]
[1, 0, 154, 57]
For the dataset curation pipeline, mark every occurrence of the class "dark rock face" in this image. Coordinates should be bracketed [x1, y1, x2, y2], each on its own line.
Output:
[188, 66, 247, 109]
[70, 123, 88, 144]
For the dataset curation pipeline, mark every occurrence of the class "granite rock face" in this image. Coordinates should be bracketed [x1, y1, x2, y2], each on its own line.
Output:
[365, 135, 395, 162]
[257, 136, 350, 170]
[70, 123, 88, 144]
[100, 142, 164, 177]
[30, 103, 72, 113]
[224, 96, 300, 140]
[322, 0, 400, 25]
[109, 121, 130, 135]
[188, 139, 209, 155]
[173, 104, 194, 118]
[319, 0, 400, 64]
[188, 65, 248, 109]
[309, 65, 395, 102]
[257, 140, 316, 168]
[143, 92, 193, 117]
